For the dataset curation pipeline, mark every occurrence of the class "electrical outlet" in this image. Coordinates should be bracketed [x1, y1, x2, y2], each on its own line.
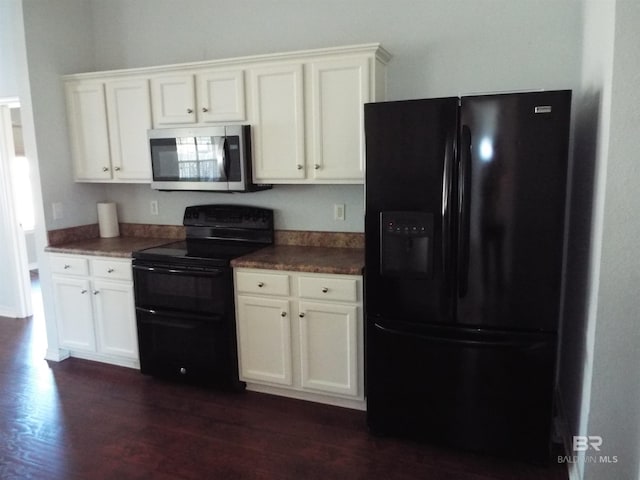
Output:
[150, 200, 159, 216]
[334, 204, 345, 221]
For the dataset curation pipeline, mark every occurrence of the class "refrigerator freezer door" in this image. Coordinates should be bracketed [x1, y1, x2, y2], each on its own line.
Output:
[457, 91, 571, 331]
[365, 98, 458, 323]
[366, 318, 557, 463]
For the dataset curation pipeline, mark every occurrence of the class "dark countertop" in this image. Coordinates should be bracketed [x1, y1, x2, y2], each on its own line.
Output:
[231, 245, 364, 275]
[46, 237, 365, 275]
[45, 236, 171, 258]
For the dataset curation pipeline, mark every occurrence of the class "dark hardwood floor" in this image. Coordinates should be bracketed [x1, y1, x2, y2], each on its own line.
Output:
[0, 277, 569, 479]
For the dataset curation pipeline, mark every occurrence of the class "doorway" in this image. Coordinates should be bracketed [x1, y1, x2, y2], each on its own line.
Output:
[0, 101, 36, 319]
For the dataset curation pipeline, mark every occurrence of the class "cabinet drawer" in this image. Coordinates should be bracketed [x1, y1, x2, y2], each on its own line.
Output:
[91, 258, 132, 281]
[236, 271, 290, 296]
[50, 255, 89, 276]
[298, 276, 358, 303]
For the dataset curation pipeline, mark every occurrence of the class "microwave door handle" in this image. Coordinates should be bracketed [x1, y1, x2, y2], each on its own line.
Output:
[222, 137, 230, 180]
[213, 136, 227, 181]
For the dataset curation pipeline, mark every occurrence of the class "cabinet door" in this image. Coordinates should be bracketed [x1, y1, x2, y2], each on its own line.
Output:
[308, 58, 370, 182]
[65, 81, 112, 181]
[298, 301, 359, 397]
[197, 70, 245, 123]
[52, 275, 95, 351]
[92, 279, 138, 360]
[105, 78, 153, 181]
[236, 295, 293, 385]
[249, 64, 306, 181]
[150, 74, 196, 125]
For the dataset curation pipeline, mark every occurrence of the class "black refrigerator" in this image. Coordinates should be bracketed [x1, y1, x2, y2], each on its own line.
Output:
[364, 91, 571, 463]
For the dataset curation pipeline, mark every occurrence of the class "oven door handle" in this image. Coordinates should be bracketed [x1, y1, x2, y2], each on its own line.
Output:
[132, 264, 224, 277]
[136, 307, 224, 326]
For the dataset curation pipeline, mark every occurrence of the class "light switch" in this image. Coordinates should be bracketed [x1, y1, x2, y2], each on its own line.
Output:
[52, 202, 63, 220]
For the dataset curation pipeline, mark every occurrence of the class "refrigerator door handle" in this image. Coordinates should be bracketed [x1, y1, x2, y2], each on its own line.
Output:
[458, 125, 472, 297]
[374, 323, 549, 349]
[441, 133, 454, 278]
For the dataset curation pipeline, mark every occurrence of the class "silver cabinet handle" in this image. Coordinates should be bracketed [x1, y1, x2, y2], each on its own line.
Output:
[202, 107, 208, 112]
[322, 287, 329, 293]
[93, 290, 99, 295]
[107, 268, 114, 273]
[64, 264, 71, 269]
[314, 164, 320, 170]
[114, 166, 121, 172]
[258, 282, 264, 288]
[80, 289, 87, 294]
[299, 313, 305, 318]
[187, 108, 193, 114]
[102, 166, 109, 172]
[297, 164, 303, 170]
[280, 311, 287, 317]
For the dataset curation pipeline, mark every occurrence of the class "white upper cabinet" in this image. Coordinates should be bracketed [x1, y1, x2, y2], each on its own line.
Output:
[249, 63, 306, 181]
[64, 44, 389, 185]
[150, 69, 245, 126]
[150, 74, 196, 125]
[308, 57, 370, 182]
[248, 46, 388, 184]
[65, 81, 112, 181]
[105, 78, 153, 181]
[197, 70, 246, 123]
[65, 78, 152, 183]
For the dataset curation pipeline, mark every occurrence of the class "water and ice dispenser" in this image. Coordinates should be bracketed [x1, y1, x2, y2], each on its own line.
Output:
[380, 211, 434, 278]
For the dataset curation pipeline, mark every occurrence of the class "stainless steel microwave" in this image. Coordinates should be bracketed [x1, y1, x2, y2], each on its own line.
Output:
[148, 125, 270, 192]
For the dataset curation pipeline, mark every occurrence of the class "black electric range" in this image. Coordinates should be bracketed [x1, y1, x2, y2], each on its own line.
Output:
[132, 204, 274, 388]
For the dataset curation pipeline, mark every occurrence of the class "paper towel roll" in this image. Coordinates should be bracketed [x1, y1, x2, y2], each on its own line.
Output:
[97, 202, 120, 238]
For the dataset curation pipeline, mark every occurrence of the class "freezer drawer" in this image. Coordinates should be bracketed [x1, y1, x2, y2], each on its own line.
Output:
[366, 319, 557, 463]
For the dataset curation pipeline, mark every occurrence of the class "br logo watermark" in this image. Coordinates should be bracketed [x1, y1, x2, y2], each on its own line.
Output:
[558, 436, 618, 464]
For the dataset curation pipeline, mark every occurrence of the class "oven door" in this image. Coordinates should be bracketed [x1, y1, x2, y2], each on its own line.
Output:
[135, 307, 239, 386]
[133, 262, 230, 317]
[132, 260, 242, 388]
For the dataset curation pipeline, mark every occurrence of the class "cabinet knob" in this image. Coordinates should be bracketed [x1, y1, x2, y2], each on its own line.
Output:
[281, 311, 287, 317]
[63, 264, 71, 269]
[297, 164, 303, 170]
[102, 166, 109, 172]
[180, 367, 187, 375]
[202, 107, 209, 113]
[299, 313, 305, 318]
[93, 290, 100, 295]
[80, 289, 87, 294]
[187, 108, 194, 114]
[322, 287, 329, 293]
[107, 268, 114, 273]
[314, 164, 320, 170]
[257, 282, 264, 288]
[114, 166, 121, 172]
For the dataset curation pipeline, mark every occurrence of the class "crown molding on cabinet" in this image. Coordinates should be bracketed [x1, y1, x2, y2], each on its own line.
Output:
[62, 43, 391, 81]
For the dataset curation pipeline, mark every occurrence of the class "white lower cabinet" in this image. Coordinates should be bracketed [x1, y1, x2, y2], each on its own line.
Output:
[298, 301, 358, 397]
[50, 254, 139, 368]
[234, 268, 364, 409]
[236, 296, 292, 386]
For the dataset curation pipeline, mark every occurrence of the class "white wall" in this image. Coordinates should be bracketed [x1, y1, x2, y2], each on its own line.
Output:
[0, 0, 32, 317]
[559, 0, 616, 477]
[0, 0, 22, 97]
[22, 0, 106, 231]
[80, 0, 582, 231]
[583, 1, 640, 478]
[560, 1, 640, 479]
[107, 184, 366, 232]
